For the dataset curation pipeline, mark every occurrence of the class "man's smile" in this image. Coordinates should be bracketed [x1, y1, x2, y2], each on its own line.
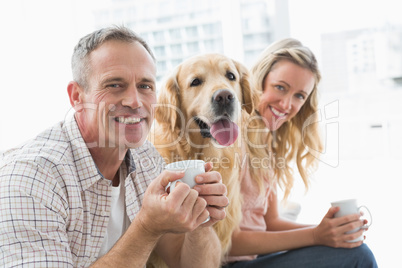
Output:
[114, 116, 143, 124]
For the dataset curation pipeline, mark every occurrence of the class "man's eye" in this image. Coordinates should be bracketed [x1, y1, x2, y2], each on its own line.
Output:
[108, 84, 121, 88]
[139, 84, 155, 92]
[190, 78, 202, 87]
[226, 72, 236, 81]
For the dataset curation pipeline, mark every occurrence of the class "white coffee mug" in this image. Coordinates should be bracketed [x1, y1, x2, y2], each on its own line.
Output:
[331, 199, 372, 242]
[165, 160, 210, 223]
[165, 160, 206, 191]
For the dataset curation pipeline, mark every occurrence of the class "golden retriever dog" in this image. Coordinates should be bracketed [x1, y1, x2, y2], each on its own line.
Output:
[148, 53, 256, 266]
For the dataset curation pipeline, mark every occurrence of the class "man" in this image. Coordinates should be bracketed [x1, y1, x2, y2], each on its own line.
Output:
[0, 26, 228, 267]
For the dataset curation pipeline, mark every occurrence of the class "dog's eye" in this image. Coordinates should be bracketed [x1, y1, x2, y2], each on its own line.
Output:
[226, 72, 236, 81]
[190, 78, 202, 87]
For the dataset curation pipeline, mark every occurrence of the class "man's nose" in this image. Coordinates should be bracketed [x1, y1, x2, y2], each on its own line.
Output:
[122, 87, 143, 109]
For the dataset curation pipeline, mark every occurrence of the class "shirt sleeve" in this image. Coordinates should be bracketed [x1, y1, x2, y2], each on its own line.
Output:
[0, 160, 73, 267]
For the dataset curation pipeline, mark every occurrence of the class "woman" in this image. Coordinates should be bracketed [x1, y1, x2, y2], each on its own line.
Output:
[224, 38, 377, 267]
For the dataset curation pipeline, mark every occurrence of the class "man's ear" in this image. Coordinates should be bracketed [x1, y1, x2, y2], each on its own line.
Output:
[67, 81, 84, 112]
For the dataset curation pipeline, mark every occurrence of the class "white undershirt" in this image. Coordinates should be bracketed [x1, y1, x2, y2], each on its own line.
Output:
[98, 169, 131, 258]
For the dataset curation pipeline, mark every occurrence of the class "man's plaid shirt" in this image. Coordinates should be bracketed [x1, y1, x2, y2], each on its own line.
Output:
[0, 115, 164, 267]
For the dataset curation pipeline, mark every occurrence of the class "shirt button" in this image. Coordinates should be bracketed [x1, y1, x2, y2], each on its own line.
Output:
[101, 210, 108, 217]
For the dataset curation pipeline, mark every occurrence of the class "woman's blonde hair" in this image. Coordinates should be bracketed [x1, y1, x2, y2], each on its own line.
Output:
[245, 38, 323, 199]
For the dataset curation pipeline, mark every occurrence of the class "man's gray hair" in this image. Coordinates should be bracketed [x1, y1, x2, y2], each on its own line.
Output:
[71, 25, 155, 90]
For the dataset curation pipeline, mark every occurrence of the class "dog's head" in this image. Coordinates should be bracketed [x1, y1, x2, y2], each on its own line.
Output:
[155, 53, 256, 146]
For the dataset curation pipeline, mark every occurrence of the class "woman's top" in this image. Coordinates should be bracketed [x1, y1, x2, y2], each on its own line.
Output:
[226, 147, 273, 263]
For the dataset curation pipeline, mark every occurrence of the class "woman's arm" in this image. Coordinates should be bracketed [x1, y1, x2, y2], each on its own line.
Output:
[264, 190, 312, 231]
[230, 189, 366, 256]
[230, 226, 316, 256]
[230, 190, 316, 256]
[265, 190, 368, 249]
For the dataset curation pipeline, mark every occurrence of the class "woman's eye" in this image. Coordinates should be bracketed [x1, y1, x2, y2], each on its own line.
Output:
[226, 72, 236, 81]
[295, 93, 306, 100]
[190, 78, 202, 87]
[275, 85, 284, 91]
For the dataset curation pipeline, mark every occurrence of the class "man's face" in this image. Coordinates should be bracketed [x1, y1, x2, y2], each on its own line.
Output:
[77, 40, 157, 149]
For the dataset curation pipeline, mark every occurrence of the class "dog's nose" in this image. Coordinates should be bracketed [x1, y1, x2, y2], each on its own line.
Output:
[212, 89, 234, 105]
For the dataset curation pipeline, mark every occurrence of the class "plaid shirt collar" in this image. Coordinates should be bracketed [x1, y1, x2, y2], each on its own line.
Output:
[63, 114, 136, 191]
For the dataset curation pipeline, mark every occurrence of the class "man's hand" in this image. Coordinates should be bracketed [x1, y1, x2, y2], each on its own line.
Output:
[193, 162, 229, 227]
[136, 168, 210, 237]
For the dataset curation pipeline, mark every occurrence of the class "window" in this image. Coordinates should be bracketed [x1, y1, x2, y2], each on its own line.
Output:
[171, 59, 182, 68]
[185, 26, 198, 37]
[153, 31, 165, 43]
[202, 23, 221, 36]
[204, 39, 223, 52]
[187, 41, 200, 54]
[154, 46, 166, 57]
[157, 61, 167, 72]
[243, 33, 270, 47]
[170, 44, 183, 54]
[169, 28, 182, 40]
[158, 16, 172, 24]
[139, 32, 153, 45]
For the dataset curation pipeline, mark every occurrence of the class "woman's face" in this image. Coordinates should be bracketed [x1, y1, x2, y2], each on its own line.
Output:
[258, 60, 315, 131]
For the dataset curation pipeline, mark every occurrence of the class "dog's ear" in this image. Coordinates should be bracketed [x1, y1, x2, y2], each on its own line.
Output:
[155, 67, 181, 132]
[234, 60, 257, 114]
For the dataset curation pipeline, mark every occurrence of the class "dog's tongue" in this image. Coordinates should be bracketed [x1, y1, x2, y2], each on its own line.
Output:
[210, 119, 238, 146]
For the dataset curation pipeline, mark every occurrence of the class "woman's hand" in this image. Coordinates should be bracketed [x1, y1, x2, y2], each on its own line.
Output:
[312, 206, 368, 248]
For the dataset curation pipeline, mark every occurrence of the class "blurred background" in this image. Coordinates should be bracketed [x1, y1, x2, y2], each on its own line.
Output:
[1, 0, 400, 266]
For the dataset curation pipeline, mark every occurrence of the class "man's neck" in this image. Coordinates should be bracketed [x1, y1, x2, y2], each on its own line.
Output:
[73, 114, 127, 182]
[89, 146, 127, 182]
